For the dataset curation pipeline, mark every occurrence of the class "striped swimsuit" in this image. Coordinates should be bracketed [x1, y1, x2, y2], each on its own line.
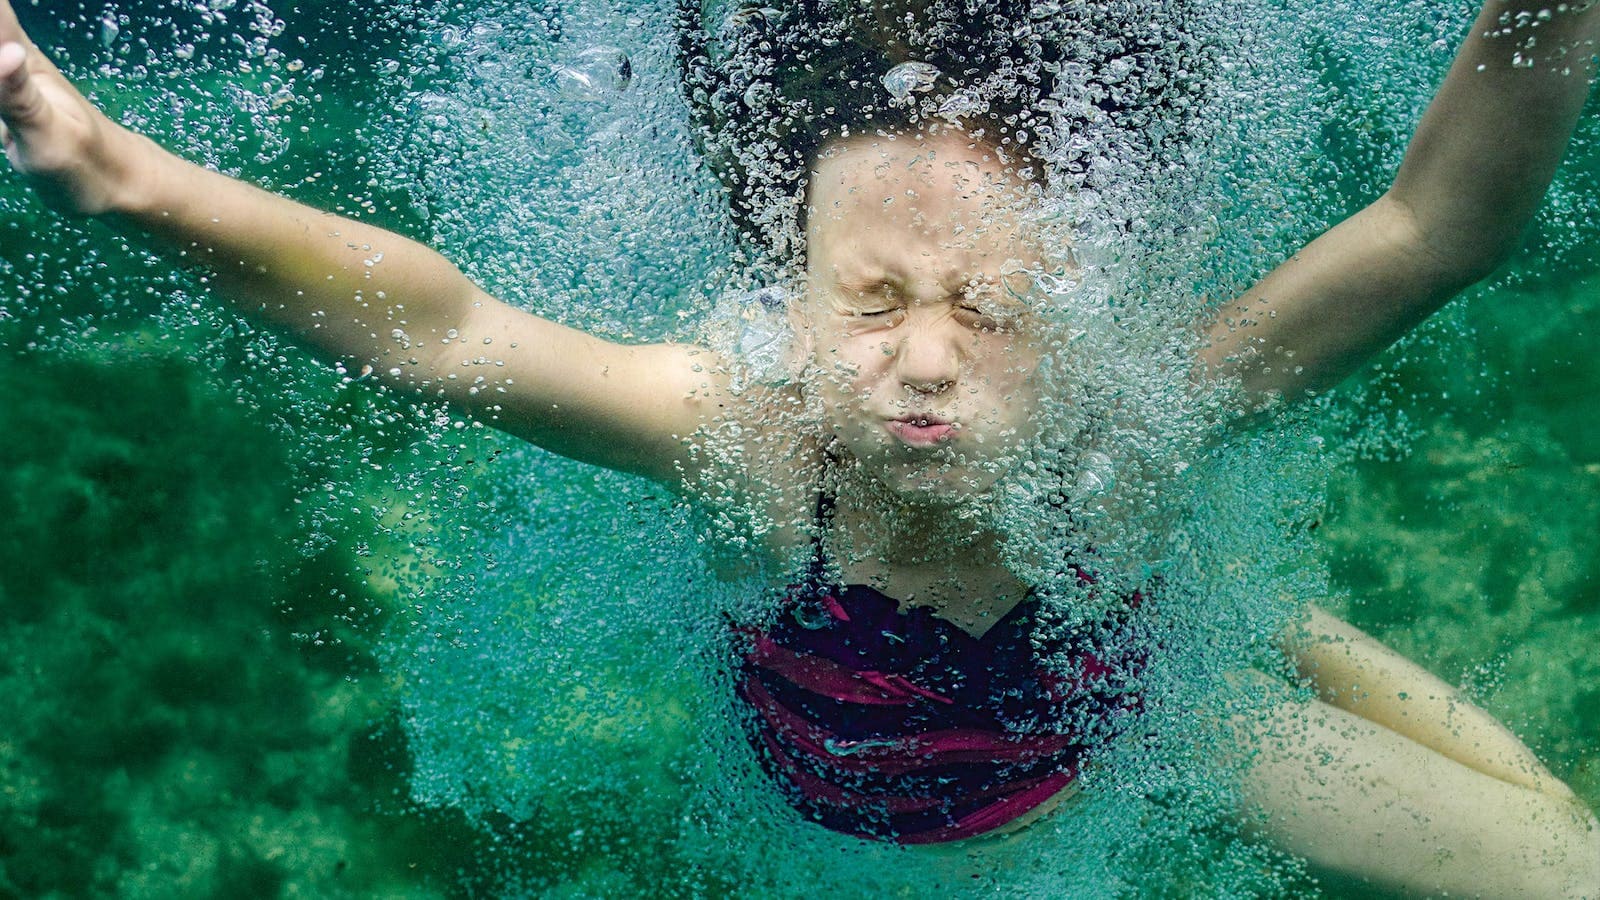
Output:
[734, 524, 1147, 844]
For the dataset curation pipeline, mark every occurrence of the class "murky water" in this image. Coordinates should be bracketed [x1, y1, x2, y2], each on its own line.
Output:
[1, 0, 1597, 895]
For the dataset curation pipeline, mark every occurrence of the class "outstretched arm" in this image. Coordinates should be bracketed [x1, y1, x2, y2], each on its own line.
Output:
[0, 1, 727, 485]
[1236, 606, 1599, 896]
[1201, 0, 1600, 404]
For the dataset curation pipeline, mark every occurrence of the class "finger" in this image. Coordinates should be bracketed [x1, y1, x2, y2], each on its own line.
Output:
[0, 3, 53, 79]
[0, 0, 28, 50]
[0, 41, 48, 129]
[0, 5, 67, 85]
[0, 40, 21, 79]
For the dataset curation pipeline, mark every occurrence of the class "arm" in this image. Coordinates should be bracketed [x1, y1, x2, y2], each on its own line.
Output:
[0, 2, 726, 485]
[1235, 606, 1599, 896]
[1201, 0, 1600, 404]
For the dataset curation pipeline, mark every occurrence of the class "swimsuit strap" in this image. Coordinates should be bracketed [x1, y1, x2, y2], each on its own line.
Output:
[800, 445, 842, 596]
[804, 486, 836, 594]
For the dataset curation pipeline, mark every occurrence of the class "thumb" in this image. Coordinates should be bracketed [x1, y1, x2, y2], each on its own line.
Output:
[0, 0, 26, 50]
[0, 41, 49, 131]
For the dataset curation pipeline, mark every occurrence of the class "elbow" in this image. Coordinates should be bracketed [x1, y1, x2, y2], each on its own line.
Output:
[1430, 234, 1520, 288]
[1382, 191, 1524, 289]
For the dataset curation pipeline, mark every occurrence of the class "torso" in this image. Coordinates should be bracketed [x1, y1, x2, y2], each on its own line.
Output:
[829, 550, 1033, 639]
[721, 418, 1149, 844]
[734, 574, 1148, 844]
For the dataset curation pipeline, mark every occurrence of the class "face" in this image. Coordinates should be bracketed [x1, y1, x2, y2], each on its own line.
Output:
[799, 128, 1051, 502]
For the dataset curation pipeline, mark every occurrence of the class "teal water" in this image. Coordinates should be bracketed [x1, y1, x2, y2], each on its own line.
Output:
[1, 0, 1599, 896]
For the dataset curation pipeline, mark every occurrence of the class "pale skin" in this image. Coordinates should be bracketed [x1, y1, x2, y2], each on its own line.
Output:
[3, 0, 1598, 894]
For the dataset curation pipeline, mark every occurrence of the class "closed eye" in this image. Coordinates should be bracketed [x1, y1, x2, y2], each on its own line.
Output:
[957, 282, 1027, 332]
[956, 306, 1004, 331]
[955, 298, 1022, 332]
[836, 279, 904, 319]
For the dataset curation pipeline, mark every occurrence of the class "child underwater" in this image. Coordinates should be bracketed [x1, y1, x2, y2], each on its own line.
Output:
[2, 0, 1599, 894]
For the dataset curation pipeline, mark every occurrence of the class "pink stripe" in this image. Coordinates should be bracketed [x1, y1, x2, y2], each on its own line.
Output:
[740, 679, 1075, 776]
[760, 719, 1078, 842]
[821, 594, 851, 622]
[760, 734, 949, 814]
[896, 770, 1076, 844]
[767, 730, 1070, 821]
[745, 631, 953, 706]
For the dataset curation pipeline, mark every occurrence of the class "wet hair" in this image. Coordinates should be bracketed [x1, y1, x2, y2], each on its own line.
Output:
[674, 0, 1212, 268]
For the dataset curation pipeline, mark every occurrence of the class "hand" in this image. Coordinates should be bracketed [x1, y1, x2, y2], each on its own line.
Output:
[0, 0, 148, 215]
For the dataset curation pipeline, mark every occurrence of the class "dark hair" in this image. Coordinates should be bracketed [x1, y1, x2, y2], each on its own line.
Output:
[674, 0, 1211, 267]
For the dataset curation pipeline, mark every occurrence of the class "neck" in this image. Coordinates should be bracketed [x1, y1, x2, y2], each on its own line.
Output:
[825, 464, 1033, 637]
[828, 460, 1005, 568]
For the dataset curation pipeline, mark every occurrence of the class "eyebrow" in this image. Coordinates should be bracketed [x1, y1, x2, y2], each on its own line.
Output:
[831, 272, 1029, 312]
[834, 274, 897, 295]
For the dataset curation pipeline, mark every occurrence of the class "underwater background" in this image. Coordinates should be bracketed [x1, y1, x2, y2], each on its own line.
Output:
[1, 0, 1598, 896]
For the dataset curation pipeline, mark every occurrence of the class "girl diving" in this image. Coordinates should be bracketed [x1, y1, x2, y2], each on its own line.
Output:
[1, 0, 1597, 893]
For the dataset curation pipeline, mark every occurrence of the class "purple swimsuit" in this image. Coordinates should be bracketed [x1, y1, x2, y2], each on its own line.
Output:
[735, 575, 1147, 844]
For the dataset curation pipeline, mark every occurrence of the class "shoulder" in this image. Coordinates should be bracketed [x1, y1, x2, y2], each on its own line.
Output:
[684, 378, 824, 563]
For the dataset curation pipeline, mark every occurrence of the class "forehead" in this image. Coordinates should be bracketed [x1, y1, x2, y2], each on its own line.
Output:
[805, 130, 1040, 273]
[815, 125, 1017, 177]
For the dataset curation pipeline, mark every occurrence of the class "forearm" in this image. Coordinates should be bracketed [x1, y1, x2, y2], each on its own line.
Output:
[1395, 0, 1600, 270]
[0, 18, 725, 485]
[110, 136, 478, 390]
[1199, 0, 1600, 404]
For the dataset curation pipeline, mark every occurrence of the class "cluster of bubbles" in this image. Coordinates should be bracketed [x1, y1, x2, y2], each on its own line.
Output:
[5, 0, 1594, 895]
[370, 0, 1370, 894]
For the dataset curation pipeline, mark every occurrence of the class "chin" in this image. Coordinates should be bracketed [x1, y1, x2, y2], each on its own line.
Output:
[878, 458, 1010, 506]
[831, 423, 1022, 502]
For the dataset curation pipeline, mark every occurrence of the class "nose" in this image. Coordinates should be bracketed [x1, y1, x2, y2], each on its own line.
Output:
[893, 316, 962, 396]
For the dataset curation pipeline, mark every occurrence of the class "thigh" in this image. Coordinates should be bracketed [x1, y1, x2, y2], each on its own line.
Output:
[1235, 686, 1598, 898]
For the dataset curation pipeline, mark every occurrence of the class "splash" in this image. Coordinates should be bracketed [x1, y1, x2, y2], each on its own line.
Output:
[2, 0, 1598, 896]
[377, 0, 1340, 894]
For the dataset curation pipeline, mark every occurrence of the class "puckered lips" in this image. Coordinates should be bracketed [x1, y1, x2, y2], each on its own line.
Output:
[885, 413, 956, 448]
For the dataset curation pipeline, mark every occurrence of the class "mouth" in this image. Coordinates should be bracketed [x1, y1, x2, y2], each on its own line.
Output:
[885, 414, 956, 447]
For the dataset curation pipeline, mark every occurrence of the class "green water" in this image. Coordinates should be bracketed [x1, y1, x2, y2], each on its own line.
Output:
[1, 0, 1599, 896]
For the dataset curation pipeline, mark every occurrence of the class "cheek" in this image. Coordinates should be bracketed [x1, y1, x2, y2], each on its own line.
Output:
[976, 340, 1040, 394]
[1009, 352, 1043, 397]
[813, 336, 886, 389]
[804, 348, 870, 427]
[1013, 373, 1044, 422]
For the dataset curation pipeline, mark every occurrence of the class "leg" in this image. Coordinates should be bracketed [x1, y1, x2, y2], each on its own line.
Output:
[1236, 685, 1599, 898]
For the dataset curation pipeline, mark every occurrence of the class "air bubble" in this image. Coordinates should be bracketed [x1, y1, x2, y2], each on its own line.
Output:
[551, 46, 633, 102]
[937, 91, 985, 119]
[98, 15, 120, 48]
[1075, 451, 1116, 496]
[881, 61, 941, 100]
